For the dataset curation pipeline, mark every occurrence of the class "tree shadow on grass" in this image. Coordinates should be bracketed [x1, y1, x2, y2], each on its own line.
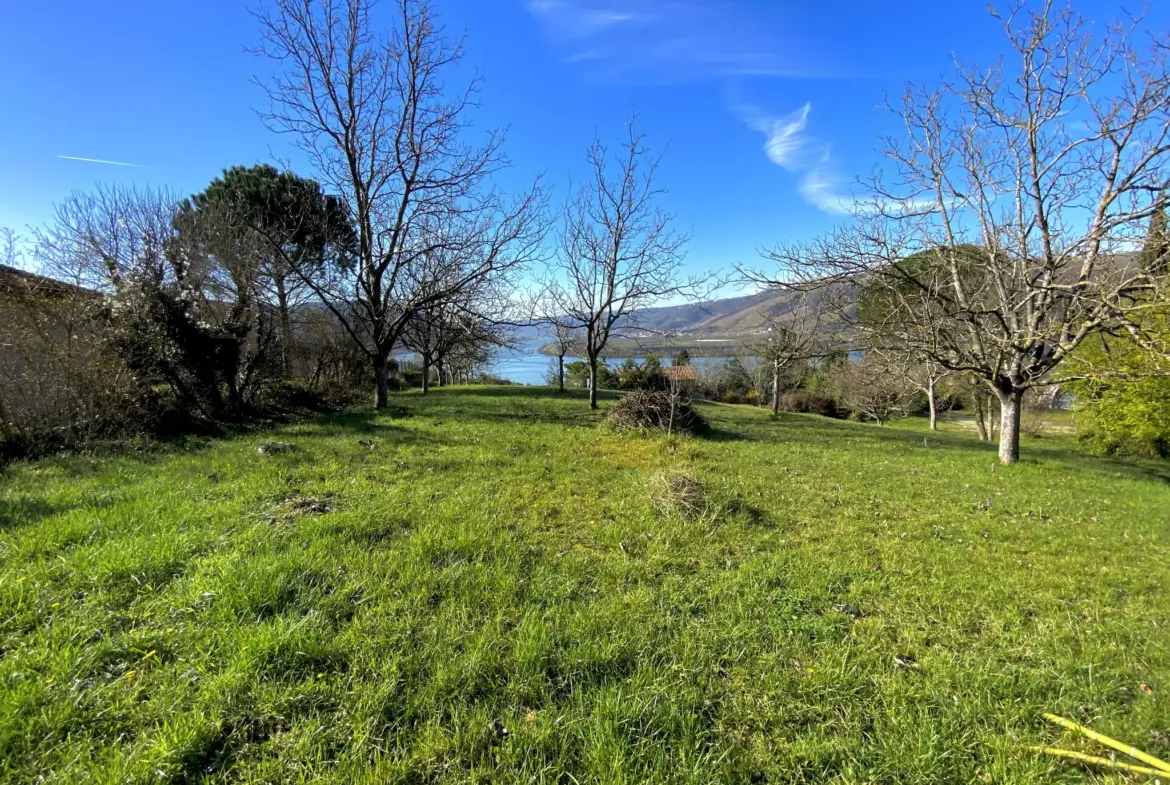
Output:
[712, 404, 1170, 487]
[430, 385, 619, 402]
[0, 496, 58, 530]
[0, 492, 124, 531]
[383, 386, 616, 430]
[1024, 441, 1170, 486]
[700, 425, 751, 443]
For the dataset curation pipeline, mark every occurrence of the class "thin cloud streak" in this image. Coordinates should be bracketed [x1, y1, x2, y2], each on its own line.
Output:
[57, 155, 146, 168]
[741, 102, 854, 215]
[526, 0, 844, 81]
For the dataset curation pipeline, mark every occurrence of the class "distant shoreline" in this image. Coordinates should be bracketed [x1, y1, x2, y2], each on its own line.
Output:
[537, 336, 752, 359]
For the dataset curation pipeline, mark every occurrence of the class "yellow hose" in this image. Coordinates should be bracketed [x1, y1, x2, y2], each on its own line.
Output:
[1042, 714, 1170, 775]
[1031, 747, 1169, 778]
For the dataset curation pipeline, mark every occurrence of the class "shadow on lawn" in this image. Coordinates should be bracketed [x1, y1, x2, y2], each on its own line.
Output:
[0, 491, 125, 531]
[295, 412, 457, 448]
[709, 404, 1170, 486]
[380, 386, 616, 430]
[0, 496, 59, 530]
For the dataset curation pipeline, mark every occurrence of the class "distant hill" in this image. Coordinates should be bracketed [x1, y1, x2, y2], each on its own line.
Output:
[628, 288, 823, 337]
[527, 285, 851, 357]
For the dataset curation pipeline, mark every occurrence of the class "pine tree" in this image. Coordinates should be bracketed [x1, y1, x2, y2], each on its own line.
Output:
[1141, 197, 1169, 276]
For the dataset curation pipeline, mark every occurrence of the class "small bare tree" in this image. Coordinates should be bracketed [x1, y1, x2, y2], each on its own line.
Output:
[749, 2, 1170, 463]
[254, 0, 545, 408]
[545, 321, 577, 392]
[748, 295, 828, 415]
[831, 356, 914, 425]
[874, 351, 952, 430]
[401, 292, 508, 392]
[540, 120, 694, 410]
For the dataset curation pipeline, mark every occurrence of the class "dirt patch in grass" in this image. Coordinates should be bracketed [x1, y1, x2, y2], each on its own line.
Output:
[267, 492, 340, 522]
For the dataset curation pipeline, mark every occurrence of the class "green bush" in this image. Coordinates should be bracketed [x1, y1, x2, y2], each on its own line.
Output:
[1076, 376, 1170, 457]
[1071, 309, 1170, 457]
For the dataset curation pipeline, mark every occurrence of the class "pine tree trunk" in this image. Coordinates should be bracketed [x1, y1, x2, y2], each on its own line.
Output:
[275, 275, 294, 379]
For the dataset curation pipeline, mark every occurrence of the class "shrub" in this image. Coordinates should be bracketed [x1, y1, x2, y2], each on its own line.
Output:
[469, 373, 513, 386]
[776, 391, 841, 418]
[1075, 376, 1170, 457]
[1069, 308, 1170, 457]
[605, 390, 708, 435]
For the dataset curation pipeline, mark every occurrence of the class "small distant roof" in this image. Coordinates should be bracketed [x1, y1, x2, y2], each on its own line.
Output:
[0, 265, 91, 298]
[664, 364, 696, 381]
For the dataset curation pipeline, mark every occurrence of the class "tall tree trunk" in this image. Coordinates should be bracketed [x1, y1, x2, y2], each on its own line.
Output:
[997, 388, 1023, 465]
[435, 358, 444, 387]
[373, 353, 389, 409]
[771, 357, 781, 415]
[275, 275, 294, 379]
[1047, 384, 1062, 409]
[972, 393, 989, 441]
[421, 352, 431, 395]
[588, 356, 599, 410]
[927, 377, 938, 431]
[557, 353, 565, 392]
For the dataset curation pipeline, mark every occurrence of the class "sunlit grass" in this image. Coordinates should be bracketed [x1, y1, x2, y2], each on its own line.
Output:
[1, 387, 1168, 783]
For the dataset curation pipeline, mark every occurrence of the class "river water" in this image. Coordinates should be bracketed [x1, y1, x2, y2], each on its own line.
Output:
[489, 338, 555, 385]
[488, 338, 731, 385]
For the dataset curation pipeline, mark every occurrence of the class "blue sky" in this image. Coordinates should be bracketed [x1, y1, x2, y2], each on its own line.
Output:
[1, 0, 1160, 277]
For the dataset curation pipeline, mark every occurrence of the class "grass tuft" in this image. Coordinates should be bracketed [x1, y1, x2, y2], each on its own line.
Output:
[648, 470, 710, 521]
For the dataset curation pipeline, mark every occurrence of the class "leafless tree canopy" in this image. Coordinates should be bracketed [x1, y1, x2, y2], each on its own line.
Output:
[746, 295, 829, 415]
[254, 0, 546, 407]
[539, 120, 698, 409]
[747, 1, 1170, 463]
[400, 276, 511, 393]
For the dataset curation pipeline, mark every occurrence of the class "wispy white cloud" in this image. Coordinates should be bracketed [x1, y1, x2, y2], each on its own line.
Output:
[741, 103, 854, 215]
[57, 155, 146, 168]
[749, 103, 812, 169]
[525, 0, 839, 81]
[527, 0, 647, 39]
[798, 163, 855, 215]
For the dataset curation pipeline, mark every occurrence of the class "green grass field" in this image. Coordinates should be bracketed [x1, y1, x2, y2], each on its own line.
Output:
[2, 387, 1169, 784]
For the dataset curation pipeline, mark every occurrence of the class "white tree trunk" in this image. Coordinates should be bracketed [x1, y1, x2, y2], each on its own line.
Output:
[927, 378, 938, 431]
[997, 389, 1023, 465]
[771, 358, 781, 415]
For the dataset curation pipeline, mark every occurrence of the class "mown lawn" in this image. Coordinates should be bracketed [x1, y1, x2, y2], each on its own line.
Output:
[2, 387, 1169, 784]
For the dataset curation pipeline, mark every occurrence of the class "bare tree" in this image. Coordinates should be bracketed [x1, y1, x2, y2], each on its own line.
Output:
[254, 0, 546, 408]
[401, 292, 507, 392]
[747, 295, 828, 416]
[529, 302, 579, 392]
[540, 120, 694, 410]
[873, 350, 952, 430]
[831, 356, 915, 425]
[749, 2, 1170, 463]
